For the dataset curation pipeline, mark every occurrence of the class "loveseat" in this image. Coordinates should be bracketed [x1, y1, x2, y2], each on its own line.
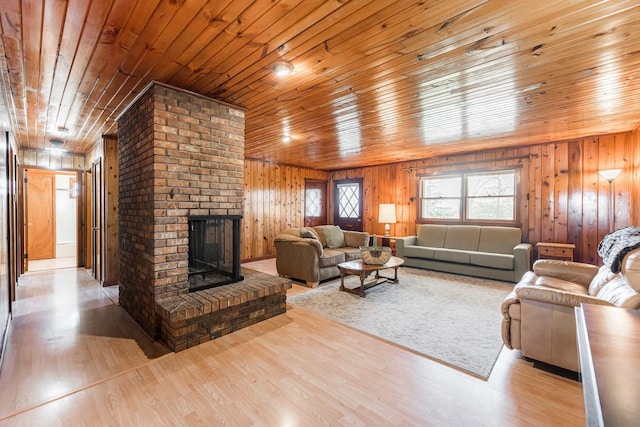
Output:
[395, 224, 532, 282]
[501, 233, 640, 372]
[274, 225, 370, 287]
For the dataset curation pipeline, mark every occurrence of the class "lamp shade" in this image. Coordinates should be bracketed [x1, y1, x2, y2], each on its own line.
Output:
[598, 169, 622, 182]
[378, 204, 397, 223]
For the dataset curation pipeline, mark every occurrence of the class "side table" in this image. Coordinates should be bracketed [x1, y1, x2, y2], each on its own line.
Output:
[536, 242, 575, 261]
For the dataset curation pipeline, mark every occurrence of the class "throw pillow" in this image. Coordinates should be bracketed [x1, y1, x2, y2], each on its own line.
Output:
[299, 227, 318, 239]
[317, 225, 346, 249]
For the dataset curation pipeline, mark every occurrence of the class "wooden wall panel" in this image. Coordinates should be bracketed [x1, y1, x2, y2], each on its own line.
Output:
[328, 132, 638, 264]
[103, 136, 118, 286]
[0, 131, 10, 362]
[242, 160, 329, 260]
[634, 129, 640, 227]
[18, 149, 85, 171]
[243, 131, 639, 264]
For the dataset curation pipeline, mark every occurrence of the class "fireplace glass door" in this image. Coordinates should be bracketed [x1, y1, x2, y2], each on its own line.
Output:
[188, 215, 243, 292]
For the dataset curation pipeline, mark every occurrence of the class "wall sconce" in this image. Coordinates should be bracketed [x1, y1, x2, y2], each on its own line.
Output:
[598, 169, 622, 232]
[378, 204, 397, 237]
[271, 61, 293, 77]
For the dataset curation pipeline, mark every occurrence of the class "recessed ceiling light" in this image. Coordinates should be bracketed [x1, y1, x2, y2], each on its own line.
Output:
[272, 61, 293, 77]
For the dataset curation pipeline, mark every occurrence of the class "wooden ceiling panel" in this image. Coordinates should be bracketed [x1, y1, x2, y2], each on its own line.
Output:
[1, 0, 640, 170]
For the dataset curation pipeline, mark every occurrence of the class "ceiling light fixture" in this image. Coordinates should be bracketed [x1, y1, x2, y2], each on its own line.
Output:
[281, 135, 291, 143]
[272, 61, 293, 77]
[46, 138, 67, 153]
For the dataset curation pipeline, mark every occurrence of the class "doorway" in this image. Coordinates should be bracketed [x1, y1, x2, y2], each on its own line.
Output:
[333, 178, 364, 231]
[304, 179, 328, 227]
[91, 159, 102, 283]
[24, 169, 79, 271]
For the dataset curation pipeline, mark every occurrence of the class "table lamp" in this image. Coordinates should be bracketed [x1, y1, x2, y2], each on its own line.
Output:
[378, 204, 397, 237]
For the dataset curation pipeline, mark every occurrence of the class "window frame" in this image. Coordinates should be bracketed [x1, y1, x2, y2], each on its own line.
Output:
[417, 167, 521, 226]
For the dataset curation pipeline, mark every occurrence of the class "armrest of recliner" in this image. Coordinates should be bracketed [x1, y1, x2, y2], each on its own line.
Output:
[501, 289, 519, 350]
[532, 259, 599, 286]
[395, 236, 416, 258]
[515, 285, 614, 309]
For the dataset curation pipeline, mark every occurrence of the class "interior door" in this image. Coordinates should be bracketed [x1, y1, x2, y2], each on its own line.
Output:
[84, 169, 92, 269]
[304, 179, 327, 227]
[333, 178, 363, 231]
[91, 159, 102, 282]
[25, 169, 55, 261]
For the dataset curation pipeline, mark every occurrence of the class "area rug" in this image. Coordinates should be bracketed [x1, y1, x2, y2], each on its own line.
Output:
[287, 267, 513, 379]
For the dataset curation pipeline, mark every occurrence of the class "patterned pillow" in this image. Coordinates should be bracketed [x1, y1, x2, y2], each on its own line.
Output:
[299, 227, 318, 239]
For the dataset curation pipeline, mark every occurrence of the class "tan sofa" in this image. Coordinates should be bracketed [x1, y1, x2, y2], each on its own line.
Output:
[274, 225, 370, 287]
[395, 224, 532, 282]
[501, 248, 640, 372]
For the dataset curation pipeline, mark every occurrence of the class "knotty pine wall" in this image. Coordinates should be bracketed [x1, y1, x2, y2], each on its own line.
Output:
[243, 131, 639, 264]
[243, 160, 329, 261]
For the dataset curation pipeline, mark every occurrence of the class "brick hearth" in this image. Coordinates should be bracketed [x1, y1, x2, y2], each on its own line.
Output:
[117, 81, 291, 348]
[155, 268, 290, 352]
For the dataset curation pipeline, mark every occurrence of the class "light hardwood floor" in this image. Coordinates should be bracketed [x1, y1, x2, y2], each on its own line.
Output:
[0, 260, 585, 426]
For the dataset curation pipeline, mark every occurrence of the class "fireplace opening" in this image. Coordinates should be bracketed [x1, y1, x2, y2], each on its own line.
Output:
[188, 215, 243, 292]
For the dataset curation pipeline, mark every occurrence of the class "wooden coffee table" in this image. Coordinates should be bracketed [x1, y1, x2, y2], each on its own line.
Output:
[337, 256, 405, 297]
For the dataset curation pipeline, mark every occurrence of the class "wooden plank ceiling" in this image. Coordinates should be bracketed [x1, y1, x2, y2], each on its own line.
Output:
[0, 0, 639, 170]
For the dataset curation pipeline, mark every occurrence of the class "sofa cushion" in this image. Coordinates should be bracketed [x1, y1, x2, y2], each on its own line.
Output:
[403, 245, 436, 259]
[416, 224, 448, 247]
[594, 276, 640, 309]
[621, 249, 640, 291]
[343, 231, 369, 248]
[334, 247, 362, 261]
[444, 226, 481, 251]
[319, 249, 346, 267]
[515, 285, 610, 308]
[433, 248, 472, 264]
[470, 252, 514, 270]
[588, 265, 618, 296]
[534, 276, 589, 294]
[314, 225, 346, 248]
[478, 226, 522, 254]
[534, 260, 599, 287]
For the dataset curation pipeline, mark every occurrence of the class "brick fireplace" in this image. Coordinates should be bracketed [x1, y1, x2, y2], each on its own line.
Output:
[117, 82, 290, 350]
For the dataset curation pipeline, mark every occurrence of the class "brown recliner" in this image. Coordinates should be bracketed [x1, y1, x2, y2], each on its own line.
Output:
[501, 248, 640, 372]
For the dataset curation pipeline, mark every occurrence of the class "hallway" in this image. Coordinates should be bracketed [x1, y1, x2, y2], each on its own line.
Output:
[0, 268, 171, 422]
[0, 264, 585, 426]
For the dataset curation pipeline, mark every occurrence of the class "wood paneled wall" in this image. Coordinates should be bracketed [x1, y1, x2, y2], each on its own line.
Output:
[0, 131, 10, 361]
[632, 129, 640, 228]
[19, 149, 85, 171]
[331, 132, 639, 265]
[243, 131, 639, 264]
[243, 160, 329, 260]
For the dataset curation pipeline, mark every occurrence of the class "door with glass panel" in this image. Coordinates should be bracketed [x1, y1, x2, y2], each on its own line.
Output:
[304, 179, 327, 227]
[333, 178, 363, 231]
